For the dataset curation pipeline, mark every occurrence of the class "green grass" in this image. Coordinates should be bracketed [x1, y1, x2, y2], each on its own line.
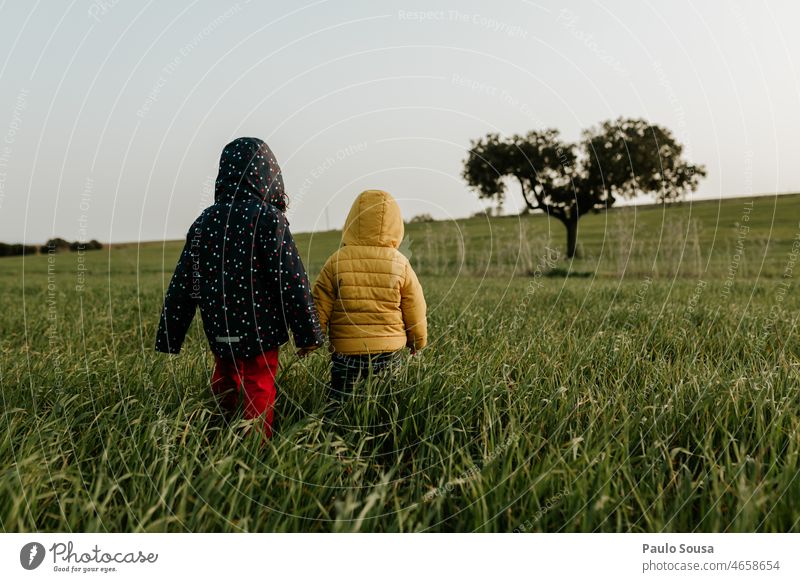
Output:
[1, 193, 799, 532]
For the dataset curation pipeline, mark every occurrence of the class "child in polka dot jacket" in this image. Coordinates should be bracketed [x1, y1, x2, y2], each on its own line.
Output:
[155, 137, 323, 438]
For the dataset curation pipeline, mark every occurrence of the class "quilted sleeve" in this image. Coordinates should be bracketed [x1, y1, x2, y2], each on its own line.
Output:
[400, 259, 428, 351]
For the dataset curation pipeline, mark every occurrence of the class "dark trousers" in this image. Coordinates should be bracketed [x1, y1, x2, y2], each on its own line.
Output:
[330, 351, 400, 399]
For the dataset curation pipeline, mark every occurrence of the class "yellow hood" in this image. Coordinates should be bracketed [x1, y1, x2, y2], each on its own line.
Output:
[342, 190, 404, 248]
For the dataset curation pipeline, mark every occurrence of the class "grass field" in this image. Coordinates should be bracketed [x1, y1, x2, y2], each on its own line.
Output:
[1, 193, 799, 532]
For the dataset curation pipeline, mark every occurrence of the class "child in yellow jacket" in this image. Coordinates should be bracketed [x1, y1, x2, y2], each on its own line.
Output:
[312, 190, 427, 397]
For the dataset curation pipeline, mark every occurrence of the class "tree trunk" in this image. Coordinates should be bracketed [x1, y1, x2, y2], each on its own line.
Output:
[565, 216, 578, 259]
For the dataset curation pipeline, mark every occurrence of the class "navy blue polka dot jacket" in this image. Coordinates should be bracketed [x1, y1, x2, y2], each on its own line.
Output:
[155, 137, 324, 359]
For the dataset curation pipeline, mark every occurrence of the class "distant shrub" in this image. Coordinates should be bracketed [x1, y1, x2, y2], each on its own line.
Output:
[70, 239, 103, 252]
[409, 213, 435, 224]
[470, 207, 502, 219]
[0, 243, 37, 257]
[41, 238, 71, 253]
[0, 237, 103, 259]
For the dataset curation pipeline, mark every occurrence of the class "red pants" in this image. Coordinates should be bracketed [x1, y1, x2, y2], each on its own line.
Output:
[211, 350, 279, 438]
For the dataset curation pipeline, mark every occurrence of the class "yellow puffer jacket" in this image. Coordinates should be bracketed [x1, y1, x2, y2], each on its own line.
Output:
[312, 190, 427, 355]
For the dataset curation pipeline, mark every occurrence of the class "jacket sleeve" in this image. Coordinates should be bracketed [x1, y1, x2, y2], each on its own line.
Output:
[155, 231, 199, 354]
[275, 216, 324, 348]
[400, 259, 427, 350]
[311, 256, 337, 335]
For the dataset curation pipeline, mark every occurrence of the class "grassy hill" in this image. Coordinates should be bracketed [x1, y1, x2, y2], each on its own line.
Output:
[88, 191, 799, 281]
[297, 192, 799, 278]
[1, 192, 798, 532]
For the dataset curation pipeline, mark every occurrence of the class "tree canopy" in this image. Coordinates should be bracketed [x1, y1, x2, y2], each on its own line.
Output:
[463, 117, 706, 257]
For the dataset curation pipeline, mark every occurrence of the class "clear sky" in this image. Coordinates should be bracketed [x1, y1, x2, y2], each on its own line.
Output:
[0, 0, 798, 243]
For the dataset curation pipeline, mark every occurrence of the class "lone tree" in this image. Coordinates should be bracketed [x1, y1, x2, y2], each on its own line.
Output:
[462, 118, 706, 258]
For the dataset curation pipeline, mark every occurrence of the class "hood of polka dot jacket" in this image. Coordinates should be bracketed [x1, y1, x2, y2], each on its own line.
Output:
[155, 137, 323, 359]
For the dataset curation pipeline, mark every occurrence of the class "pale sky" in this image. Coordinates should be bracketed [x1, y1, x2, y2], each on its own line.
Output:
[0, 0, 798, 243]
